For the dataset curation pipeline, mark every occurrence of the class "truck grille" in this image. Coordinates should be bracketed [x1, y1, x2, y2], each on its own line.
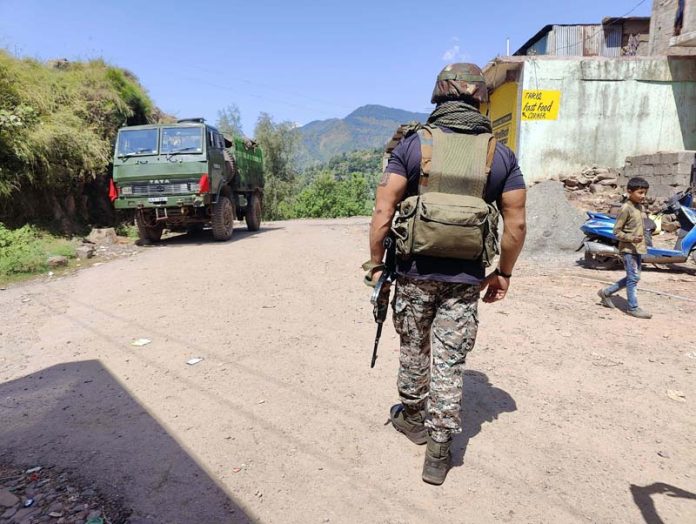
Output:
[131, 182, 197, 196]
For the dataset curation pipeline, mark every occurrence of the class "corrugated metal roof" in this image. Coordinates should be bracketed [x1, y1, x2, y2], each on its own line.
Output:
[602, 25, 623, 57]
[555, 25, 584, 56]
[583, 25, 603, 56]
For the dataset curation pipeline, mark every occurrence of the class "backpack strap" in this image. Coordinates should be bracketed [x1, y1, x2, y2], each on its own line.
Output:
[485, 136, 497, 175]
[417, 126, 434, 193]
[382, 121, 423, 172]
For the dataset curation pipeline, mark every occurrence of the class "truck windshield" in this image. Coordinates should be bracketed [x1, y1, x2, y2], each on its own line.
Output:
[117, 129, 158, 156]
[161, 127, 203, 154]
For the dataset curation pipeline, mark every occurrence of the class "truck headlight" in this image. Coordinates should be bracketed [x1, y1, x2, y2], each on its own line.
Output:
[120, 185, 133, 196]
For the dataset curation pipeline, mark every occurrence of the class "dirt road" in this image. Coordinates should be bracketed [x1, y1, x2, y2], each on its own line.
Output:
[1, 218, 695, 523]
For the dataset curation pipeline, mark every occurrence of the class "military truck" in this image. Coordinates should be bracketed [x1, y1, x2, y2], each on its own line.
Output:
[110, 118, 264, 242]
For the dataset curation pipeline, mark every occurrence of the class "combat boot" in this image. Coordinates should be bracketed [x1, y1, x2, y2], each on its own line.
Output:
[422, 436, 451, 485]
[389, 404, 427, 445]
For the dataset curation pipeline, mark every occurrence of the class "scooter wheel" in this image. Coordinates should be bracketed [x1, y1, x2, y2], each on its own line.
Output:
[584, 252, 619, 270]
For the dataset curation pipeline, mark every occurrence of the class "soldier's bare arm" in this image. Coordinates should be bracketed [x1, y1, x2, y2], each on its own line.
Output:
[369, 173, 407, 282]
[482, 188, 526, 303]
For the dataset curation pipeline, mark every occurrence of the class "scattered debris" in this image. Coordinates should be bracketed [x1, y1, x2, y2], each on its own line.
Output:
[86, 228, 118, 245]
[130, 338, 152, 347]
[258, 399, 266, 404]
[0, 489, 19, 507]
[187, 357, 204, 366]
[686, 352, 696, 360]
[76, 244, 96, 260]
[0, 463, 131, 522]
[47, 255, 69, 268]
[657, 450, 671, 459]
[232, 468, 242, 473]
[559, 166, 618, 192]
[590, 352, 623, 367]
[666, 390, 686, 403]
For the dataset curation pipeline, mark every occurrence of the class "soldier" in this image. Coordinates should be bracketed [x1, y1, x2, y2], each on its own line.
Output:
[365, 63, 527, 485]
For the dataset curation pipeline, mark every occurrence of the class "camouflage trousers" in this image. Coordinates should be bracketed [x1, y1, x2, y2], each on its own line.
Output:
[392, 276, 479, 443]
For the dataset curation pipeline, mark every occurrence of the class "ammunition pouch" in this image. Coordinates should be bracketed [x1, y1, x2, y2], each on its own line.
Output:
[392, 192, 499, 266]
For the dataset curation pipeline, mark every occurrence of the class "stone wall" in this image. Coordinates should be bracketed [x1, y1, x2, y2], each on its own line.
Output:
[619, 151, 696, 197]
[649, 0, 696, 55]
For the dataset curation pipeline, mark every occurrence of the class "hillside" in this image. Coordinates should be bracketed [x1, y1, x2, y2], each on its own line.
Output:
[0, 51, 165, 229]
[297, 104, 429, 166]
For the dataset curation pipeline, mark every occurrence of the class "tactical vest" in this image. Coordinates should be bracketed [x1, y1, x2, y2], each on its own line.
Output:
[389, 124, 500, 266]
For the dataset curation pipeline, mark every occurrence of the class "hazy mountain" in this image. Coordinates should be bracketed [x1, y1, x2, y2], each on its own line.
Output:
[297, 104, 430, 167]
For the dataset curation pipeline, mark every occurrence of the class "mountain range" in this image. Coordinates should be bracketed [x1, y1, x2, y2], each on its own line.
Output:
[297, 104, 429, 167]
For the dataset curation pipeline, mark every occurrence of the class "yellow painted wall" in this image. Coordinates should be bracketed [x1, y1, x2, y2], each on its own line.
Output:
[487, 82, 519, 152]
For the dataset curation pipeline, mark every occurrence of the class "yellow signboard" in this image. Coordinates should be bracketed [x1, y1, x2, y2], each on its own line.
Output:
[521, 90, 561, 120]
[489, 82, 519, 151]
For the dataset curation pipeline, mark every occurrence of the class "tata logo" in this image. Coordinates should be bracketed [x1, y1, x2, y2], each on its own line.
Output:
[148, 179, 170, 184]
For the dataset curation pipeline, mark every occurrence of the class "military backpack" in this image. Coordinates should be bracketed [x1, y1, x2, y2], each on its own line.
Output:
[387, 124, 500, 266]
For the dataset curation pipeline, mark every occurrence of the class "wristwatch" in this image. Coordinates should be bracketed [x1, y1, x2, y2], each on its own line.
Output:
[494, 268, 512, 278]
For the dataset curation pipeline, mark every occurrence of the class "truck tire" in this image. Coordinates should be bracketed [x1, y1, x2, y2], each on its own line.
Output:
[212, 195, 234, 241]
[135, 213, 163, 243]
[245, 193, 262, 232]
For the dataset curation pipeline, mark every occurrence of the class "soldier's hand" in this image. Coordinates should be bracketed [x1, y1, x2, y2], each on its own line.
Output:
[371, 269, 383, 287]
[481, 273, 510, 303]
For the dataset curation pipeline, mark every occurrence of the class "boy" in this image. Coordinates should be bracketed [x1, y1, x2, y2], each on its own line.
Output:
[597, 177, 652, 319]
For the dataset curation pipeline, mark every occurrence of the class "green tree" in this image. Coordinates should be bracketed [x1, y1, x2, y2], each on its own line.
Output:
[216, 104, 243, 137]
[253, 113, 300, 220]
[292, 173, 372, 218]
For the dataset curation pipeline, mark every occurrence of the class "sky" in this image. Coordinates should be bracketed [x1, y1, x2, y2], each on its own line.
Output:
[0, 0, 652, 135]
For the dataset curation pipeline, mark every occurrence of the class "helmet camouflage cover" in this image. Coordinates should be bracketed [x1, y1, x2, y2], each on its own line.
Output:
[431, 63, 489, 105]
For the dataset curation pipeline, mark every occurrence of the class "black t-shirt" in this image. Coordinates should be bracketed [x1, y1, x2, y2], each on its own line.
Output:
[385, 127, 525, 284]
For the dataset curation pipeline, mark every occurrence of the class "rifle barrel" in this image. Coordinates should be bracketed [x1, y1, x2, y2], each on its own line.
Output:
[371, 322, 383, 368]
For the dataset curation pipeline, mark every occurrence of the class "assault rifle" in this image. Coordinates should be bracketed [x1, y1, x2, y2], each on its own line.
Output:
[370, 235, 396, 368]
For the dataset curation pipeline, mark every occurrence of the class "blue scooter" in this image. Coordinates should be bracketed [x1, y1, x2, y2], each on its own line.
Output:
[581, 187, 696, 269]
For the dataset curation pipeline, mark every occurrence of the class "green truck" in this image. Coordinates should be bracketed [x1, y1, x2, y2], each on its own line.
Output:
[111, 118, 264, 242]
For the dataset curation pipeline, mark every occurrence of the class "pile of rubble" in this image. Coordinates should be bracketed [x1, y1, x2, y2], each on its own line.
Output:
[558, 166, 619, 193]
[557, 167, 684, 237]
[0, 463, 130, 523]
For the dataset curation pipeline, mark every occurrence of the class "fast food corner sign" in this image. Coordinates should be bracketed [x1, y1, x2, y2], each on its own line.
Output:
[521, 90, 561, 120]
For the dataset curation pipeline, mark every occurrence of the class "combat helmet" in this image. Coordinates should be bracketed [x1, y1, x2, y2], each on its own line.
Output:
[431, 63, 489, 105]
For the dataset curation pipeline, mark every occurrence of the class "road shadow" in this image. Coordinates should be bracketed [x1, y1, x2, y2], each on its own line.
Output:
[138, 224, 284, 248]
[450, 370, 517, 467]
[641, 263, 696, 277]
[0, 360, 251, 523]
[630, 482, 696, 524]
[577, 258, 696, 276]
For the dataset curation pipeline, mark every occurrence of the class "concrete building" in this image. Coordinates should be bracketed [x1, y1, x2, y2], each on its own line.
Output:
[482, 56, 696, 184]
[650, 0, 696, 55]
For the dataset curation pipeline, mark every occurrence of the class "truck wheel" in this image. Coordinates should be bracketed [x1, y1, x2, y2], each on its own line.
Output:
[135, 213, 164, 243]
[212, 195, 234, 241]
[245, 193, 262, 232]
